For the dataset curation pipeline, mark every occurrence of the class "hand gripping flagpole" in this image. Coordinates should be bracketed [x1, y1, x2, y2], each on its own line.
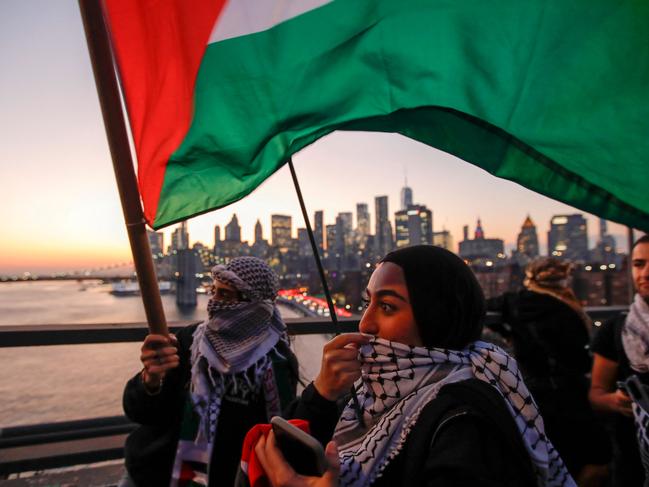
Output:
[78, 0, 168, 336]
[287, 158, 365, 427]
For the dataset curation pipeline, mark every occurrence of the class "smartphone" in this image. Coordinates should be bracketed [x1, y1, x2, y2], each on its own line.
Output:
[617, 380, 629, 395]
[270, 416, 327, 477]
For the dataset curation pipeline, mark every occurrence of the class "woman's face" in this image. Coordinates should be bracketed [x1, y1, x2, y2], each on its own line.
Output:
[359, 262, 422, 346]
[210, 279, 244, 303]
[632, 242, 649, 301]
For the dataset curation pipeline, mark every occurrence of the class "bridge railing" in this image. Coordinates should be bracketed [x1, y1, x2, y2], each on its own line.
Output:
[0, 307, 627, 476]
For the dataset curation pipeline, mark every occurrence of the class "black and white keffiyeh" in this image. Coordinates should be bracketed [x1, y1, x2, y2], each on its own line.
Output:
[170, 257, 288, 486]
[190, 258, 287, 441]
[630, 391, 649, 481]
[622, 294, 649, 373]
[333, 337, 574, 487]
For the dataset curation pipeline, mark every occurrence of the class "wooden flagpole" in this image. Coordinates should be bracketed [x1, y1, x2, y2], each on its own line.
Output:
[78, 0, 168, 335]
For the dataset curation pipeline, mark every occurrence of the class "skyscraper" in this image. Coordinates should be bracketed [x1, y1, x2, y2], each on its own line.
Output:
[474, 219, 485, 239]
[394, 204, 433, 248]
[147, 230, 164, 256]
[297, 228, 311, 257]
[326, 224, 337, 254]
[171, 221, 189, 251]
[313, 210, 324, 254]
[597, 218, 616, 252]
[225, 214, 241, 242]
[356, 203, 370, 249]
[459, 219, 504, 263]
[395, 210, 409, 248]
[254, 219, 263, 243]
[213, 225, 221, 248]
[325, 223, 338, 269]
[547, 214, 588, 261]
[433, 230, 454, 251]
[400, 182, 413, 210]
[375, 195, 393, 256]
[516, 215, 539, 258]
[271, 214, 292, 252]
[335, 212, 354, 256]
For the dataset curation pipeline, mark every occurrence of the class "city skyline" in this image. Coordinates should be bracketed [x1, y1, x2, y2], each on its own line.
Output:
[0, 2, 635, 275]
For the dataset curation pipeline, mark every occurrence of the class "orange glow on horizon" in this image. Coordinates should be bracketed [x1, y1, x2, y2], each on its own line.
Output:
[0, 242, 132, 274]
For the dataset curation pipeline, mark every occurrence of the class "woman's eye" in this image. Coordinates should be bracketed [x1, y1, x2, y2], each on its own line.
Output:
[379, 302, 395, 313]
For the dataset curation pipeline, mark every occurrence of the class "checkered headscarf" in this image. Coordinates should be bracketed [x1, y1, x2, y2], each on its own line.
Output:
[171, 257, 287, 486]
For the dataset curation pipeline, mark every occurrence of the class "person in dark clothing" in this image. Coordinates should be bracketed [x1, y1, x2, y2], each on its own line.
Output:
[122, 257, 299, 487]
[254, 245, 574, 487]
[590, 234, 649, 487]
[486, 258, 611, 485]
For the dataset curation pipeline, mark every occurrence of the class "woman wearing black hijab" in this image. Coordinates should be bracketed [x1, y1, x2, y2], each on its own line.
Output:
[263, 245, 574, 487]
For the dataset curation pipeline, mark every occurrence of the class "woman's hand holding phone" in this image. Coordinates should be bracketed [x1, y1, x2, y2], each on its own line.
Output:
[255, 428, 339, 487]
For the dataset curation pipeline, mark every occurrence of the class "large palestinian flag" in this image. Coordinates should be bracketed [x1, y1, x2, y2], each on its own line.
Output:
[104, 0, 649, 231]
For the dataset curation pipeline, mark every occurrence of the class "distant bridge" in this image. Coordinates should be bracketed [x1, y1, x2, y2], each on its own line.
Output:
[0, 261, 136, 283]
[0, 275, 136, 283]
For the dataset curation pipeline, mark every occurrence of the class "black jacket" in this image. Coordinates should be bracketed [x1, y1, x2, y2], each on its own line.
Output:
[123, 324, 298, 487]
[290, 379, 538, 486]
[487, 290, 591, 386]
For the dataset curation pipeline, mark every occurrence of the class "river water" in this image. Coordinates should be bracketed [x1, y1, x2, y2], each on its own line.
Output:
[0, 281, 330, 428]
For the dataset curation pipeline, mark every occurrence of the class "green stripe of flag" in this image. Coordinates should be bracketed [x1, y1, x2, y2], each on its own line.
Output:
[155, 0, 649, 230]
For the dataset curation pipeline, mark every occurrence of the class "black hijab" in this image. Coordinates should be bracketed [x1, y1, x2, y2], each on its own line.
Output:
[381, 245, 485, 349]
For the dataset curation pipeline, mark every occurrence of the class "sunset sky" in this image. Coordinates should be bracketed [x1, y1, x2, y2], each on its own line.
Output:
[0, 1, 634, 275]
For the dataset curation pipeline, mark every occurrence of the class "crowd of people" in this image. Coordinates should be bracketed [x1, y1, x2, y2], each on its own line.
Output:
[120, 234, 649, 487]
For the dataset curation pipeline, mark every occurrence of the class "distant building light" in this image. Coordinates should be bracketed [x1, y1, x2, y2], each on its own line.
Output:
[407, 210, 418, 215]
[594, 321, 602, 327]
[485, 261, 493, 267]
[552, 216, 568, 225]
[609, 264, 616, 269]
[599, 265, 607, 270]
[365, 262, 371, 268]
[585, 265, 592, 271]
[555, 244, 567, 251]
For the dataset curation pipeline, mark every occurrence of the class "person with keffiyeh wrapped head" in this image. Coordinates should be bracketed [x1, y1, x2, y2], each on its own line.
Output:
[590, 234, 649, 487]
[486, 257, 611, 485]
[121, 257, 299, 487]
[256, 245, 575, 487]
